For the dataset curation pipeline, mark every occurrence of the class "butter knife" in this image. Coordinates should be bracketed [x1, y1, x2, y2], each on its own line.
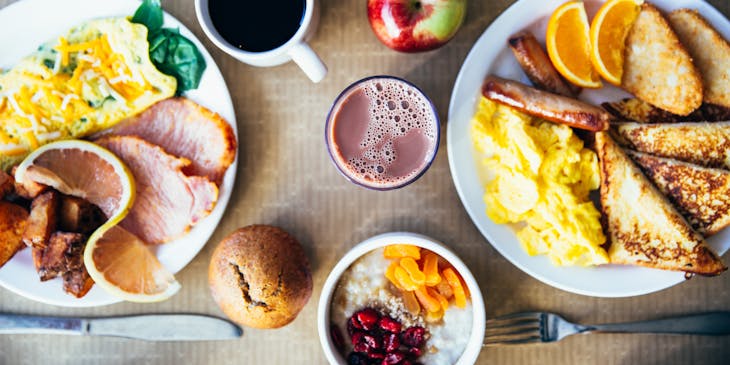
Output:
[0, 313, 242, 341]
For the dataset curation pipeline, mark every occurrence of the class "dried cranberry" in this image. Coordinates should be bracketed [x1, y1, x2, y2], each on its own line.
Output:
[378, 316, 402, 333]
[354, 342, 369, 353]
[382, 351, 406, 364]
[331, 325, 345, 349]
[367, 350, 386, 360]
[406, 347, 422, 357]
[363, 334, 381, 350]
[400, 326, 426, 348]
[351, 331, 364, 346]
[347, 352, 370, 365]
[355, 308, 380, 330]
[350, 315, 364, 330]
[382, 333, 400, 352]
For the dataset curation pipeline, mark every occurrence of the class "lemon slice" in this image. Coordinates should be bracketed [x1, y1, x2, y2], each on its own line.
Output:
[15, 139, 179, 302]
[590, 0, 643, 85]
[546, 1, 602, 88]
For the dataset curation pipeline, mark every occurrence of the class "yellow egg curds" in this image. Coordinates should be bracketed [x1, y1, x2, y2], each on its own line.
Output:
[471, 98, 608, 266]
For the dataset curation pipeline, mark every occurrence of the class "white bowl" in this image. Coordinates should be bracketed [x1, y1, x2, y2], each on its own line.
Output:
[317, 232, 486, 365]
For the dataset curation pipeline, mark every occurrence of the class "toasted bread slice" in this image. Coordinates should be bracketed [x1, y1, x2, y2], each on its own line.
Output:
[602, 98, 730, 123]
[627, 150, 730, 235]
[613, 121, 730, 169]
[595, 132, 725, 275]
[622, 3, 703, 116]
[668, 9, 730, 108]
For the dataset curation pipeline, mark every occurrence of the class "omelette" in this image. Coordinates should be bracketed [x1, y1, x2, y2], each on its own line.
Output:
[471, 98, 608, 266]
[0, 17, 177, 171]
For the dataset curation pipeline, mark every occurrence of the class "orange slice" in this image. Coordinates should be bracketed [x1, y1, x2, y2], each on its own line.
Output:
[546, 1, 602, 88]
[590, 0, 643, 85]
[15, 140, 179, 302]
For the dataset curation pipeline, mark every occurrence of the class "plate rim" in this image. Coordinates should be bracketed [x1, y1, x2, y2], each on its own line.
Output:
[0, 0, 238, 307]
[446, 0, 730, 298]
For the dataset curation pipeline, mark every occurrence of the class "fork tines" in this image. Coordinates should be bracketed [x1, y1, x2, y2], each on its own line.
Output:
[484, 312, 545, 345]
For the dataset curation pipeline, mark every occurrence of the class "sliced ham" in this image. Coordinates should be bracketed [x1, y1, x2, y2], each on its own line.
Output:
[96, 136, 218, 245]
[96, 98, 237, 184]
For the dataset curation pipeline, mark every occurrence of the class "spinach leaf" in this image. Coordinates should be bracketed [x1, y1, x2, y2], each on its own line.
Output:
[149, 28, 207, 94]
[131, 0, 206, 94]
[131, 0, 163, 34]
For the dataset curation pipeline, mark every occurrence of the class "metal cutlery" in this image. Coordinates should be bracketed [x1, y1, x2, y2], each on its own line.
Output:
[0, 313, 242, 341]
[485, 311, 730, 345]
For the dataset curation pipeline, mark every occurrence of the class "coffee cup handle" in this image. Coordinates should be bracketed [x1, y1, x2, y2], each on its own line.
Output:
[289, 43, 327, 83]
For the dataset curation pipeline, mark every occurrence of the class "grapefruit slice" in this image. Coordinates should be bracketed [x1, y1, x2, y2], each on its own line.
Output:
[14, 139, 135, 223]
[86, 225, 181, 302]
[15, 140, 179, 302]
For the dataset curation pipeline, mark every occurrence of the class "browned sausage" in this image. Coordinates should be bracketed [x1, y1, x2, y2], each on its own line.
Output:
[482, 75, 611, 131]
[508, 31, 581, 97]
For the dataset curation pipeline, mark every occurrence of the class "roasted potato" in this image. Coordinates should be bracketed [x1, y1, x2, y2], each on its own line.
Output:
[22, 191, 59, 248]
[0, 201, 29, 268]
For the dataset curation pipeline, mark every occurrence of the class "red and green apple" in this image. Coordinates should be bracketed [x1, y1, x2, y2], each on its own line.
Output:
[367, 0, 467, 52]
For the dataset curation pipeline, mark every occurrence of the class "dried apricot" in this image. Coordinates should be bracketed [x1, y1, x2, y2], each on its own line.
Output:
[401, 290, 421, 315]
[422, 252, 441, 286]
[435, 279, 453, 299]
[414, 286, 441, 313]
[400, 257, 426, 285]
[385, 261, 404, 290]
[428, 287, 449, 312]
[384, 244, 421, 259]
[394, 266, 419, 291]
[425, 307, 444, 323]
[443, 268, 467, 309]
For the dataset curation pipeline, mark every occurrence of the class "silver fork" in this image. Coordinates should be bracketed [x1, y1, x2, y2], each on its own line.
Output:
[484, 311, 730, 345]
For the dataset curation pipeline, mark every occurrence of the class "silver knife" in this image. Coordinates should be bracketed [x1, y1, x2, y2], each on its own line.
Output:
[0, 313, 242, 341]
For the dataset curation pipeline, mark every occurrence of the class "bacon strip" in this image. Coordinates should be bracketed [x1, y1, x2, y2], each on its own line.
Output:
[482, 75, 611, 131]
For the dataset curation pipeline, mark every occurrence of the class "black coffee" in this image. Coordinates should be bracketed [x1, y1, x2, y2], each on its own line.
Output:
[208, 0, 306, 53]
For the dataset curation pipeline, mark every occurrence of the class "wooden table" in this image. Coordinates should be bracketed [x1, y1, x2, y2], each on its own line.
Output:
[1, 0, 729, 364]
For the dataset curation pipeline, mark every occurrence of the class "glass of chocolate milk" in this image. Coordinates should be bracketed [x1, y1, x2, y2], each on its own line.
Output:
[326, 76, 440, 190]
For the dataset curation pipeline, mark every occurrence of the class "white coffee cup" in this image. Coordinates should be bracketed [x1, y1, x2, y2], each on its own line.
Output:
[195, 0, 327, 83]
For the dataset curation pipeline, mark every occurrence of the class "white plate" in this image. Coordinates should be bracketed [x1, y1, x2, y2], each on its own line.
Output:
[447, 0, 730, 297]
[0, 0, 237, 307]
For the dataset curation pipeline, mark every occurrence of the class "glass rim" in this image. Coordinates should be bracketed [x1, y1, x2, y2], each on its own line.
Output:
[324, 75, 441, 191]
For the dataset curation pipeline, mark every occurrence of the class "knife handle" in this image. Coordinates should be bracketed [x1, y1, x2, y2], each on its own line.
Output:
[0, 314, 84, 335]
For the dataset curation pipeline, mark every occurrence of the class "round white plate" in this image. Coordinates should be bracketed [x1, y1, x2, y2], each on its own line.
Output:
[0, 0, 238, 307]
[447, 0, 730, 297]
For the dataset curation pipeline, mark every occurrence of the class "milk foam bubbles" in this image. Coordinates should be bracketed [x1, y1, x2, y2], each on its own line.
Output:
[327, 77, 439, 189]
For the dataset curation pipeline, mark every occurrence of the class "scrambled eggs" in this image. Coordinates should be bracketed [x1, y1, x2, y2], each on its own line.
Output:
[471, 98, 608, 266]
[0, 18, 177, 171]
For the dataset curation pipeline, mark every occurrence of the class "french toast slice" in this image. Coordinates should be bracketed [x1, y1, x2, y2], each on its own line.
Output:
[613, 121, 730, 169]
[602, 98, 730, 123]
[622, 3, 703, 116]
[595, 132, 725, 275]
[627, 150, 730, 236]
[668, 9, 730, 108]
